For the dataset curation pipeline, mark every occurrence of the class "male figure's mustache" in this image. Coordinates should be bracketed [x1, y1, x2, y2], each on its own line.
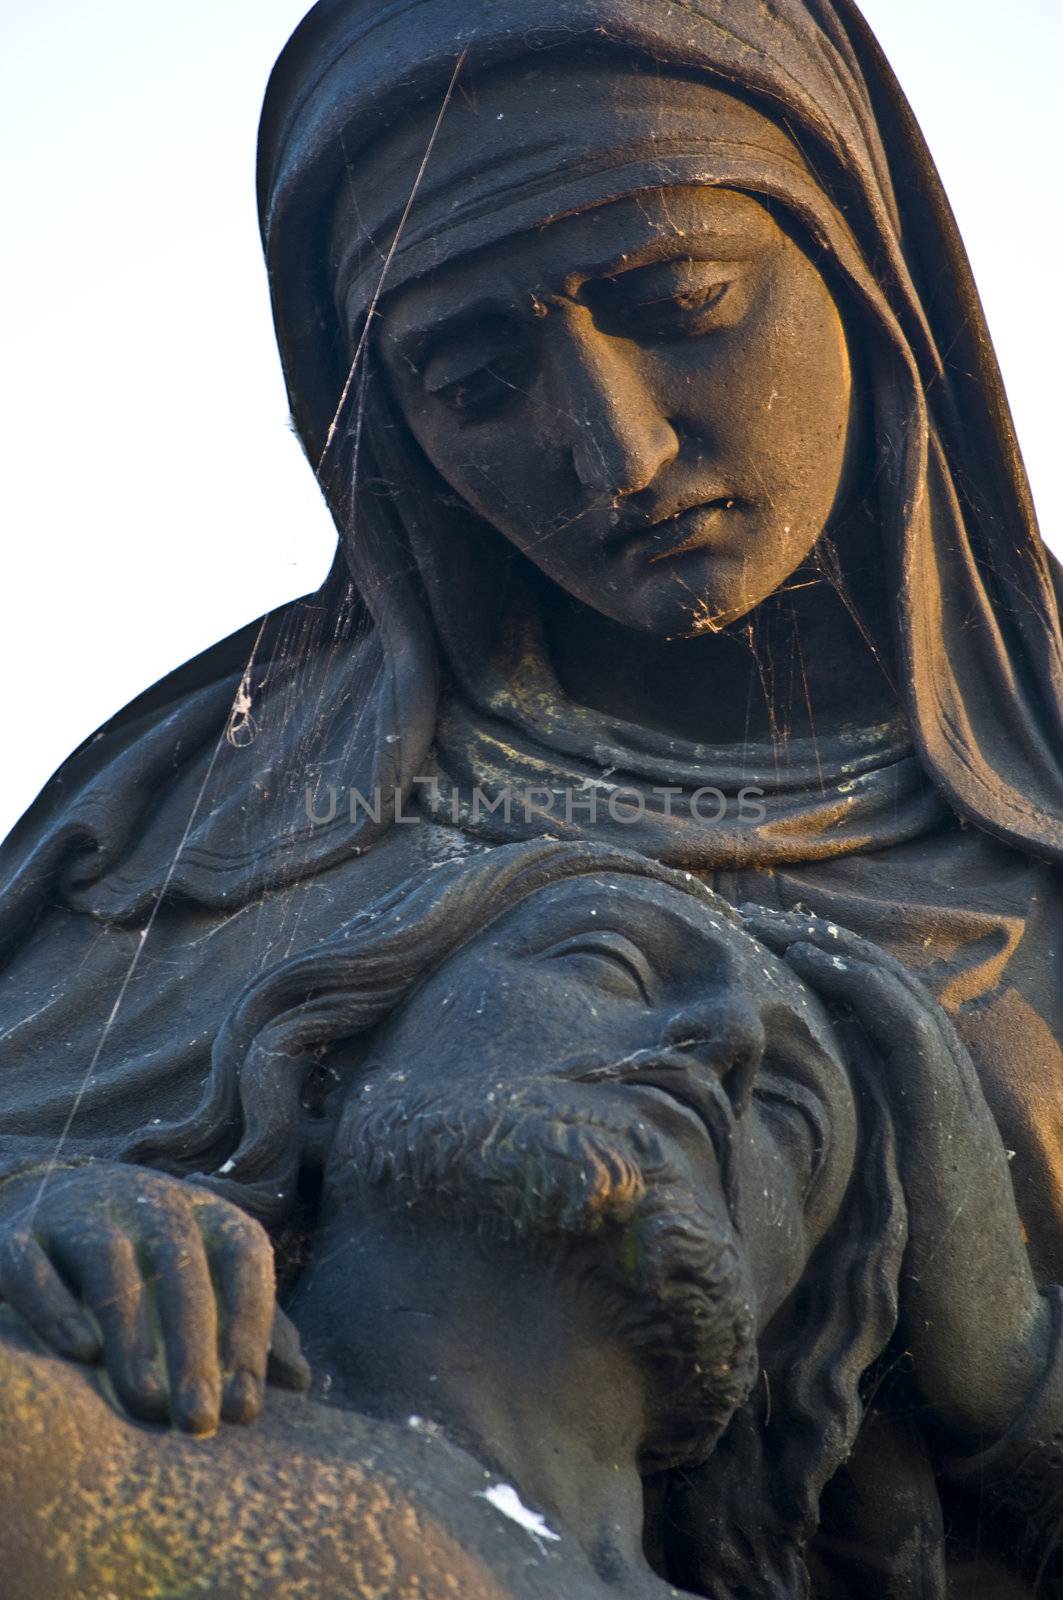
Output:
[561, 1045, 743, 1223]
[343, 1086, 666, 1236]
[341, 1048, 743, 1234]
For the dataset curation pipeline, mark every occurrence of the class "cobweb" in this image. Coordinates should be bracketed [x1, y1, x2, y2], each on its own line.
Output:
[24, 50, 470, 1215]
[18, 41, 899, 1221]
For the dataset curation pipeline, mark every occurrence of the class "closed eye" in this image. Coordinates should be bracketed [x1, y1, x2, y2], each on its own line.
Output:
[540, 931, 654, 1004]
[585, 258, 743, 340]
[426, 360, 522, 419]
[756, 1067, 831, 1193]
[417, 314, 534, 420]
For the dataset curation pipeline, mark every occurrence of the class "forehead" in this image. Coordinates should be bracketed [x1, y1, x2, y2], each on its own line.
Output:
[374, 871, 842, 1073]
[479, 873, 784, 991]
[492, 875, 837, 1033]
[503, 871, 736, 941]
[377, 187, 780, 342]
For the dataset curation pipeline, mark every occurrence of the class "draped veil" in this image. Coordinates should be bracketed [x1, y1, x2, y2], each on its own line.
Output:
[261, 0, 1063, 866]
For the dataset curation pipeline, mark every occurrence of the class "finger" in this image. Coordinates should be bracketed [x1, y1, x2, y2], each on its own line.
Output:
[740, 905, 883, 966]
[0, 1228, 100, 1362]
[196, 1203, 275, 1424]
[785, 942, 965, 1068]
[138, 1217, 221, 1436]
[784, 942, 922, 1043]
[267, 1305, 311, 1393]
[772, 923, 988, 1105]
[784, 943, 992, 1124]
[739, 904, 821, 951]
[751, 918, 984, 1116]
[741, 904, 940, 1003]
[51, 1223, 168, 1423]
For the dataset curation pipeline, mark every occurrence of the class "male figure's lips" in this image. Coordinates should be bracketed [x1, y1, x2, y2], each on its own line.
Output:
[567, 1055, 737, 1189]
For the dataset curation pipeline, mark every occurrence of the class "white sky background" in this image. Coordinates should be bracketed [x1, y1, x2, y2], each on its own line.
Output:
[1, 0, 1060, 842]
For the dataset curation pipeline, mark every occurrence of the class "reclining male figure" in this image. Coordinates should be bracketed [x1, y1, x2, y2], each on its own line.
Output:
[0, 842, 1054, 1597]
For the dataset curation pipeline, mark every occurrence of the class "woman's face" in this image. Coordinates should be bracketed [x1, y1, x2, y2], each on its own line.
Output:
[376, 186, 857, 637]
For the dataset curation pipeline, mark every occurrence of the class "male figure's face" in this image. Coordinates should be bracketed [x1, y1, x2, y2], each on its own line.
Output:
[331, 873, 857, 1463]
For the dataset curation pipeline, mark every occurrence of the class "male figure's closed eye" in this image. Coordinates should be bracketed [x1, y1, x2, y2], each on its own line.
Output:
[540, 929, 656, 1004]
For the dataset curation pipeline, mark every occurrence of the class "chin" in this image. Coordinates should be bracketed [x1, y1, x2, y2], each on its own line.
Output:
[593, 559, 793, 639]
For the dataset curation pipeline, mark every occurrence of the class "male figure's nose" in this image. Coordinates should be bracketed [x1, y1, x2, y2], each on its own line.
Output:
[664, 994, 766, 1115]
[545, 308, 679, 498]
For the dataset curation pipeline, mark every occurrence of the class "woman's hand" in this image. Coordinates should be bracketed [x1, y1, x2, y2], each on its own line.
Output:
[0, 1162, 309, 1435]
[742, 905, 1052, 1441]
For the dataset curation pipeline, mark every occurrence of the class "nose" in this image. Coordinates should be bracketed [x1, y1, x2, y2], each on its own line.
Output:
[664, 995, 766, 1116]
[545, 308, 679, 498]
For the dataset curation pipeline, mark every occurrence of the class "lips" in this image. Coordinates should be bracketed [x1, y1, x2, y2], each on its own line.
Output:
[605, 497, 746, 563]
[567, 1051, 740, 1217]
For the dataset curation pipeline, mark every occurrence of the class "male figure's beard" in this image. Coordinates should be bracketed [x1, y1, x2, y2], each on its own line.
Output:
[331, 1085, 759, 1469]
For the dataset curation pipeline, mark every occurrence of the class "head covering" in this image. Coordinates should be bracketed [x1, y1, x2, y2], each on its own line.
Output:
[250, 0, 1063, 880]
[327, 54, 854, 333]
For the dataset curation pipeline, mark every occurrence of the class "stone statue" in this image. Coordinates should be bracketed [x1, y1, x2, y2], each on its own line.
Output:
[0, 0, 1060, 1594]
[1, 844, 1056, 1595]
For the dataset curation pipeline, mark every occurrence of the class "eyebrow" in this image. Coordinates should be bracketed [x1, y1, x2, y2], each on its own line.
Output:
[393, 294, 520, 363]
[389, 226, 759, 356]
[526, 883, 733, 954]
[559, 226, 757, 293]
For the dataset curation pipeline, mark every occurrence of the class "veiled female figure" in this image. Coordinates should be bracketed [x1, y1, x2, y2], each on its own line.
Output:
[0, 1, 1060, 1576]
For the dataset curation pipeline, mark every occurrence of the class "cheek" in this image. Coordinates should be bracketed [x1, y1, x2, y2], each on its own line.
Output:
[381, 961, 664, 1095]
[707, 274, 853, 512]
[775, 298, 852, 494]
[403, 401, 562, 539]
[754, 341, 851, 590]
